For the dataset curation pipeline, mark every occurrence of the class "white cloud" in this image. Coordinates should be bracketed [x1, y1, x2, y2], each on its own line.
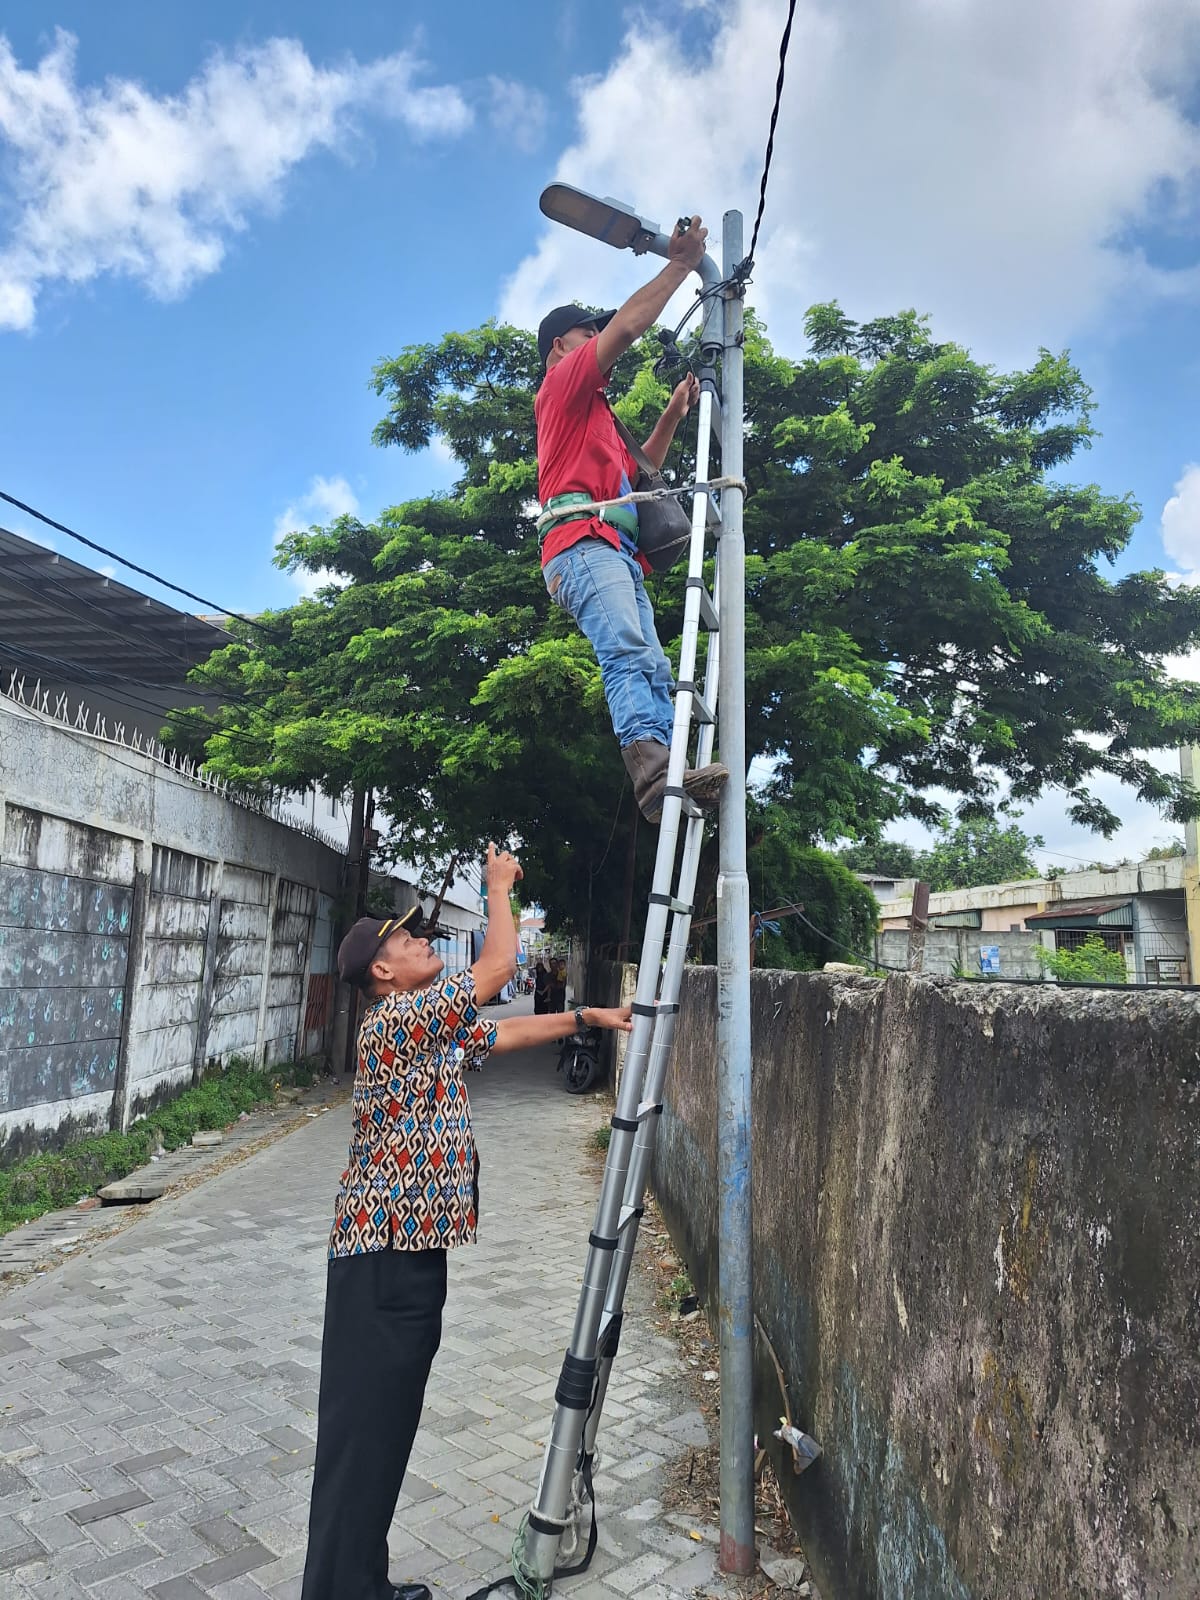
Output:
[488, 76, 548, 155]
[500, 0, 1200, 364]
[884, 756, 1187, 873]
[0, 30, 472, 330]
[1161, 463, 1200, 582]
[274, 473, 359, 595]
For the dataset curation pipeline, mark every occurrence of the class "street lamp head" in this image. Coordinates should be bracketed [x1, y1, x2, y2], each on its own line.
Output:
[539, 183, 661, 255]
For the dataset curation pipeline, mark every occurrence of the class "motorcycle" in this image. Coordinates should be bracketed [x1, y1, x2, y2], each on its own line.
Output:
[557, 1022, 602, 1094]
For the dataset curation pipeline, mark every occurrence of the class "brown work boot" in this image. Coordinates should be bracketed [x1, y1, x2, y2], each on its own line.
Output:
[683, 762, 729, 809]
[622, 739, 670, 823]
[621, 741, 730, 824]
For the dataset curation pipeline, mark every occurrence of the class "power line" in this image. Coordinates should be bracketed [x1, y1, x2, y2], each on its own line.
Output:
[0, 488, 290, 642]
[741, 0, 798, 275]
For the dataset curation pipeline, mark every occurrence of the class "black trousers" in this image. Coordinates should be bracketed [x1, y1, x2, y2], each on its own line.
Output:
[301, 1246, 447, 1600]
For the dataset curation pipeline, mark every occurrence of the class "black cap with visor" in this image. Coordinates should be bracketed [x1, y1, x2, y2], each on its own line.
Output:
[537, 304, 616, 367]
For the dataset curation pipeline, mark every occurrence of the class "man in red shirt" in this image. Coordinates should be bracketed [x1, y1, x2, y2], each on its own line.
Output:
[535, 215, 728, 824]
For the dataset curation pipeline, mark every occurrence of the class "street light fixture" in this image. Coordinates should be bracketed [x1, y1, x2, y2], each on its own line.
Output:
[539, 183, 663, 255]
[539, 181, 724, 354]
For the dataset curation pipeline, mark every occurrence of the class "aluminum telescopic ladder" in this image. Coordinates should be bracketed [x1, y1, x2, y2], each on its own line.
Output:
[510, 295, 738, 1598]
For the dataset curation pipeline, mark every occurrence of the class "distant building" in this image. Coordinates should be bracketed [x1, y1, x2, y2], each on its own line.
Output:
[871, 858, 1189, 984]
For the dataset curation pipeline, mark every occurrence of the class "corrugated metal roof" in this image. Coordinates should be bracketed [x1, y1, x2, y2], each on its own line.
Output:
[0, 526, 230, 730]
[1025, 899, 1132, 927]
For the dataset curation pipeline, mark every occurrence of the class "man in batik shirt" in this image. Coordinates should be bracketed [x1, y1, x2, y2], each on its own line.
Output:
[301, 845, 632, 1600]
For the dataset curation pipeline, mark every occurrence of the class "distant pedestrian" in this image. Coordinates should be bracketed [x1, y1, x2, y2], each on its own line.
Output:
[533, 958, 550, 1014]
[300, 846, 631, 1600]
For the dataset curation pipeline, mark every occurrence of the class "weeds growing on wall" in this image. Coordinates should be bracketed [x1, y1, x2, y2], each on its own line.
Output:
[0, 1057, 321, 1236]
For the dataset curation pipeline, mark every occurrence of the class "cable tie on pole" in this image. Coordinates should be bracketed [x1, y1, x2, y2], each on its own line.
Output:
[588, 1232, 618, 1252]
[610, 1114, 640, 1131]
[631, 1002, 657, 1018]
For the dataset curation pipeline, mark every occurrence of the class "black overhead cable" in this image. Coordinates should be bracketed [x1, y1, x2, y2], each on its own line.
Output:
[0, 488, 291, 643]
[740, 0, 798, 278]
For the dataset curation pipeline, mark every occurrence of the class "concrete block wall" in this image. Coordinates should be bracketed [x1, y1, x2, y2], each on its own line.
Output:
[0, 806, 135, 1137]
[877, 926, 1046, 978]
[653, 967, 1200, 1600]
[1, 708, 344, 1155]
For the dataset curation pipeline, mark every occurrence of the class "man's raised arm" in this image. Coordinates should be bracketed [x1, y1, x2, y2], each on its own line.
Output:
[470, 844, 522, 1004]
[594, 216, 708, 375]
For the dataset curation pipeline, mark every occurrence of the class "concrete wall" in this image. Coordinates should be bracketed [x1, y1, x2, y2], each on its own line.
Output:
[876, 927, 1046, 978]
[653, 967, 1200, 1600]
[1, 707, 345, 1155]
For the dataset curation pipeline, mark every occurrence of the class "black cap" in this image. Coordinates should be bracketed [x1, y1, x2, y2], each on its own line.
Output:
[537, 304, 616, 367]
[336, 906, 422, 984]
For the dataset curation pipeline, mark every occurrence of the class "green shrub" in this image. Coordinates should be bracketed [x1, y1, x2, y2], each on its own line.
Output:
[1035, 935, 1128, 985]
[0, 1056, 313, 1235]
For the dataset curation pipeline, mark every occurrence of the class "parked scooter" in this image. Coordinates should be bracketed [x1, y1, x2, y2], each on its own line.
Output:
[557, 1022, 602, 1094]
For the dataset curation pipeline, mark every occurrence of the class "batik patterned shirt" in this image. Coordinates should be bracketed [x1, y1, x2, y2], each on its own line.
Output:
[328, 970, 497, 1257]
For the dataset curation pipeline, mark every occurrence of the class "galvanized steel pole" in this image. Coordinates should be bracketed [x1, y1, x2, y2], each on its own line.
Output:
[715, 209, 755, 1576]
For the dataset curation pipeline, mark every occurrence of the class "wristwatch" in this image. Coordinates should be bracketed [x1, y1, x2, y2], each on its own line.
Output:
[575, 1006, 587, 1032]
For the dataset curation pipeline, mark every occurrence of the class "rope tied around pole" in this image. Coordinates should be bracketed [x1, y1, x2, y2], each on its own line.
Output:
[535, 476, 747, 534]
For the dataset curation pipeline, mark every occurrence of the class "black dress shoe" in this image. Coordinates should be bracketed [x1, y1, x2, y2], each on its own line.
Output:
[391, 1585, 432, 1600]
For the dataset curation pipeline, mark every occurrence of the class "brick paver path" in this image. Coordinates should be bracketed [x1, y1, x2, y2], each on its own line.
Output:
[1, 1009, 718, 1600]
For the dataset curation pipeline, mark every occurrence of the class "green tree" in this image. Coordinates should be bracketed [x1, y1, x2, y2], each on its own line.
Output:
[918, 817, 1043, 890]
[688, 802, 878, 971]
[1035, 935, 1128, 984]
[836, 838, 924, 879]
[176, 306, 1200, 944]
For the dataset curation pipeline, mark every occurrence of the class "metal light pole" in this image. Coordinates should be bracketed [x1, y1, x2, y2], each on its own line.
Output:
[715, 209, 755, 1575]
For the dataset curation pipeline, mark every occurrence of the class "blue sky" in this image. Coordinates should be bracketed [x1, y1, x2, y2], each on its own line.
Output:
[2, 1, 1200, 866]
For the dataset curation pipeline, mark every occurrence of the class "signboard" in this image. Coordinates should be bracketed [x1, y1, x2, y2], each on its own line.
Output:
[979, 945, 1001, 975]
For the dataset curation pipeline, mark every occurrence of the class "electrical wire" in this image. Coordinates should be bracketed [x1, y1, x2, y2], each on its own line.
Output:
[741, 0, 798, 276]
[590, 779, 630, 879]
[0, 487, 290, 642]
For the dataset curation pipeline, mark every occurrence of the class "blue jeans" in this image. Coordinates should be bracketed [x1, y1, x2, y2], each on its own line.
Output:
[544, 538, 673, 748]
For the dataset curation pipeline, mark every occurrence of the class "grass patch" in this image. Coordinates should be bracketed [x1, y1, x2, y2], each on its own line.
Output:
[0, 1056, 319, 1236]
[592, 1125, 612, 1152]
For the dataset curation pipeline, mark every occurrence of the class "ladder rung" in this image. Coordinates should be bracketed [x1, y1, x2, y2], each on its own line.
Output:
[635, 1100, 662, 1121]
[686, 577, 719, 631]
[618, 1204, 644, 1234]
[661, 785, 704, 819]
[705, 497, 723, 532]
[673, 679, 714, 724]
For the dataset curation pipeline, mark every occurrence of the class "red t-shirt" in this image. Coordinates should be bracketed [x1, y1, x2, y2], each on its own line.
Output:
[534, 340, 650, 574]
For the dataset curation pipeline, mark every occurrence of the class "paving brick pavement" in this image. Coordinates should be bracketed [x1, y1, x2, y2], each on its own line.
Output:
[0, 1007, 734, 1600]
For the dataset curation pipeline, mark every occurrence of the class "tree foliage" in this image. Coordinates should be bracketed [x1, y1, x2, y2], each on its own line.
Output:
[838, 817, 1042, 891]
[174, 304, 1200, 943]
[917, 817, 1043, 890]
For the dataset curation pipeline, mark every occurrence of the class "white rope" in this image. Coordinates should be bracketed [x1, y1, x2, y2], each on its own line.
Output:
[535, 476, 747, 534]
